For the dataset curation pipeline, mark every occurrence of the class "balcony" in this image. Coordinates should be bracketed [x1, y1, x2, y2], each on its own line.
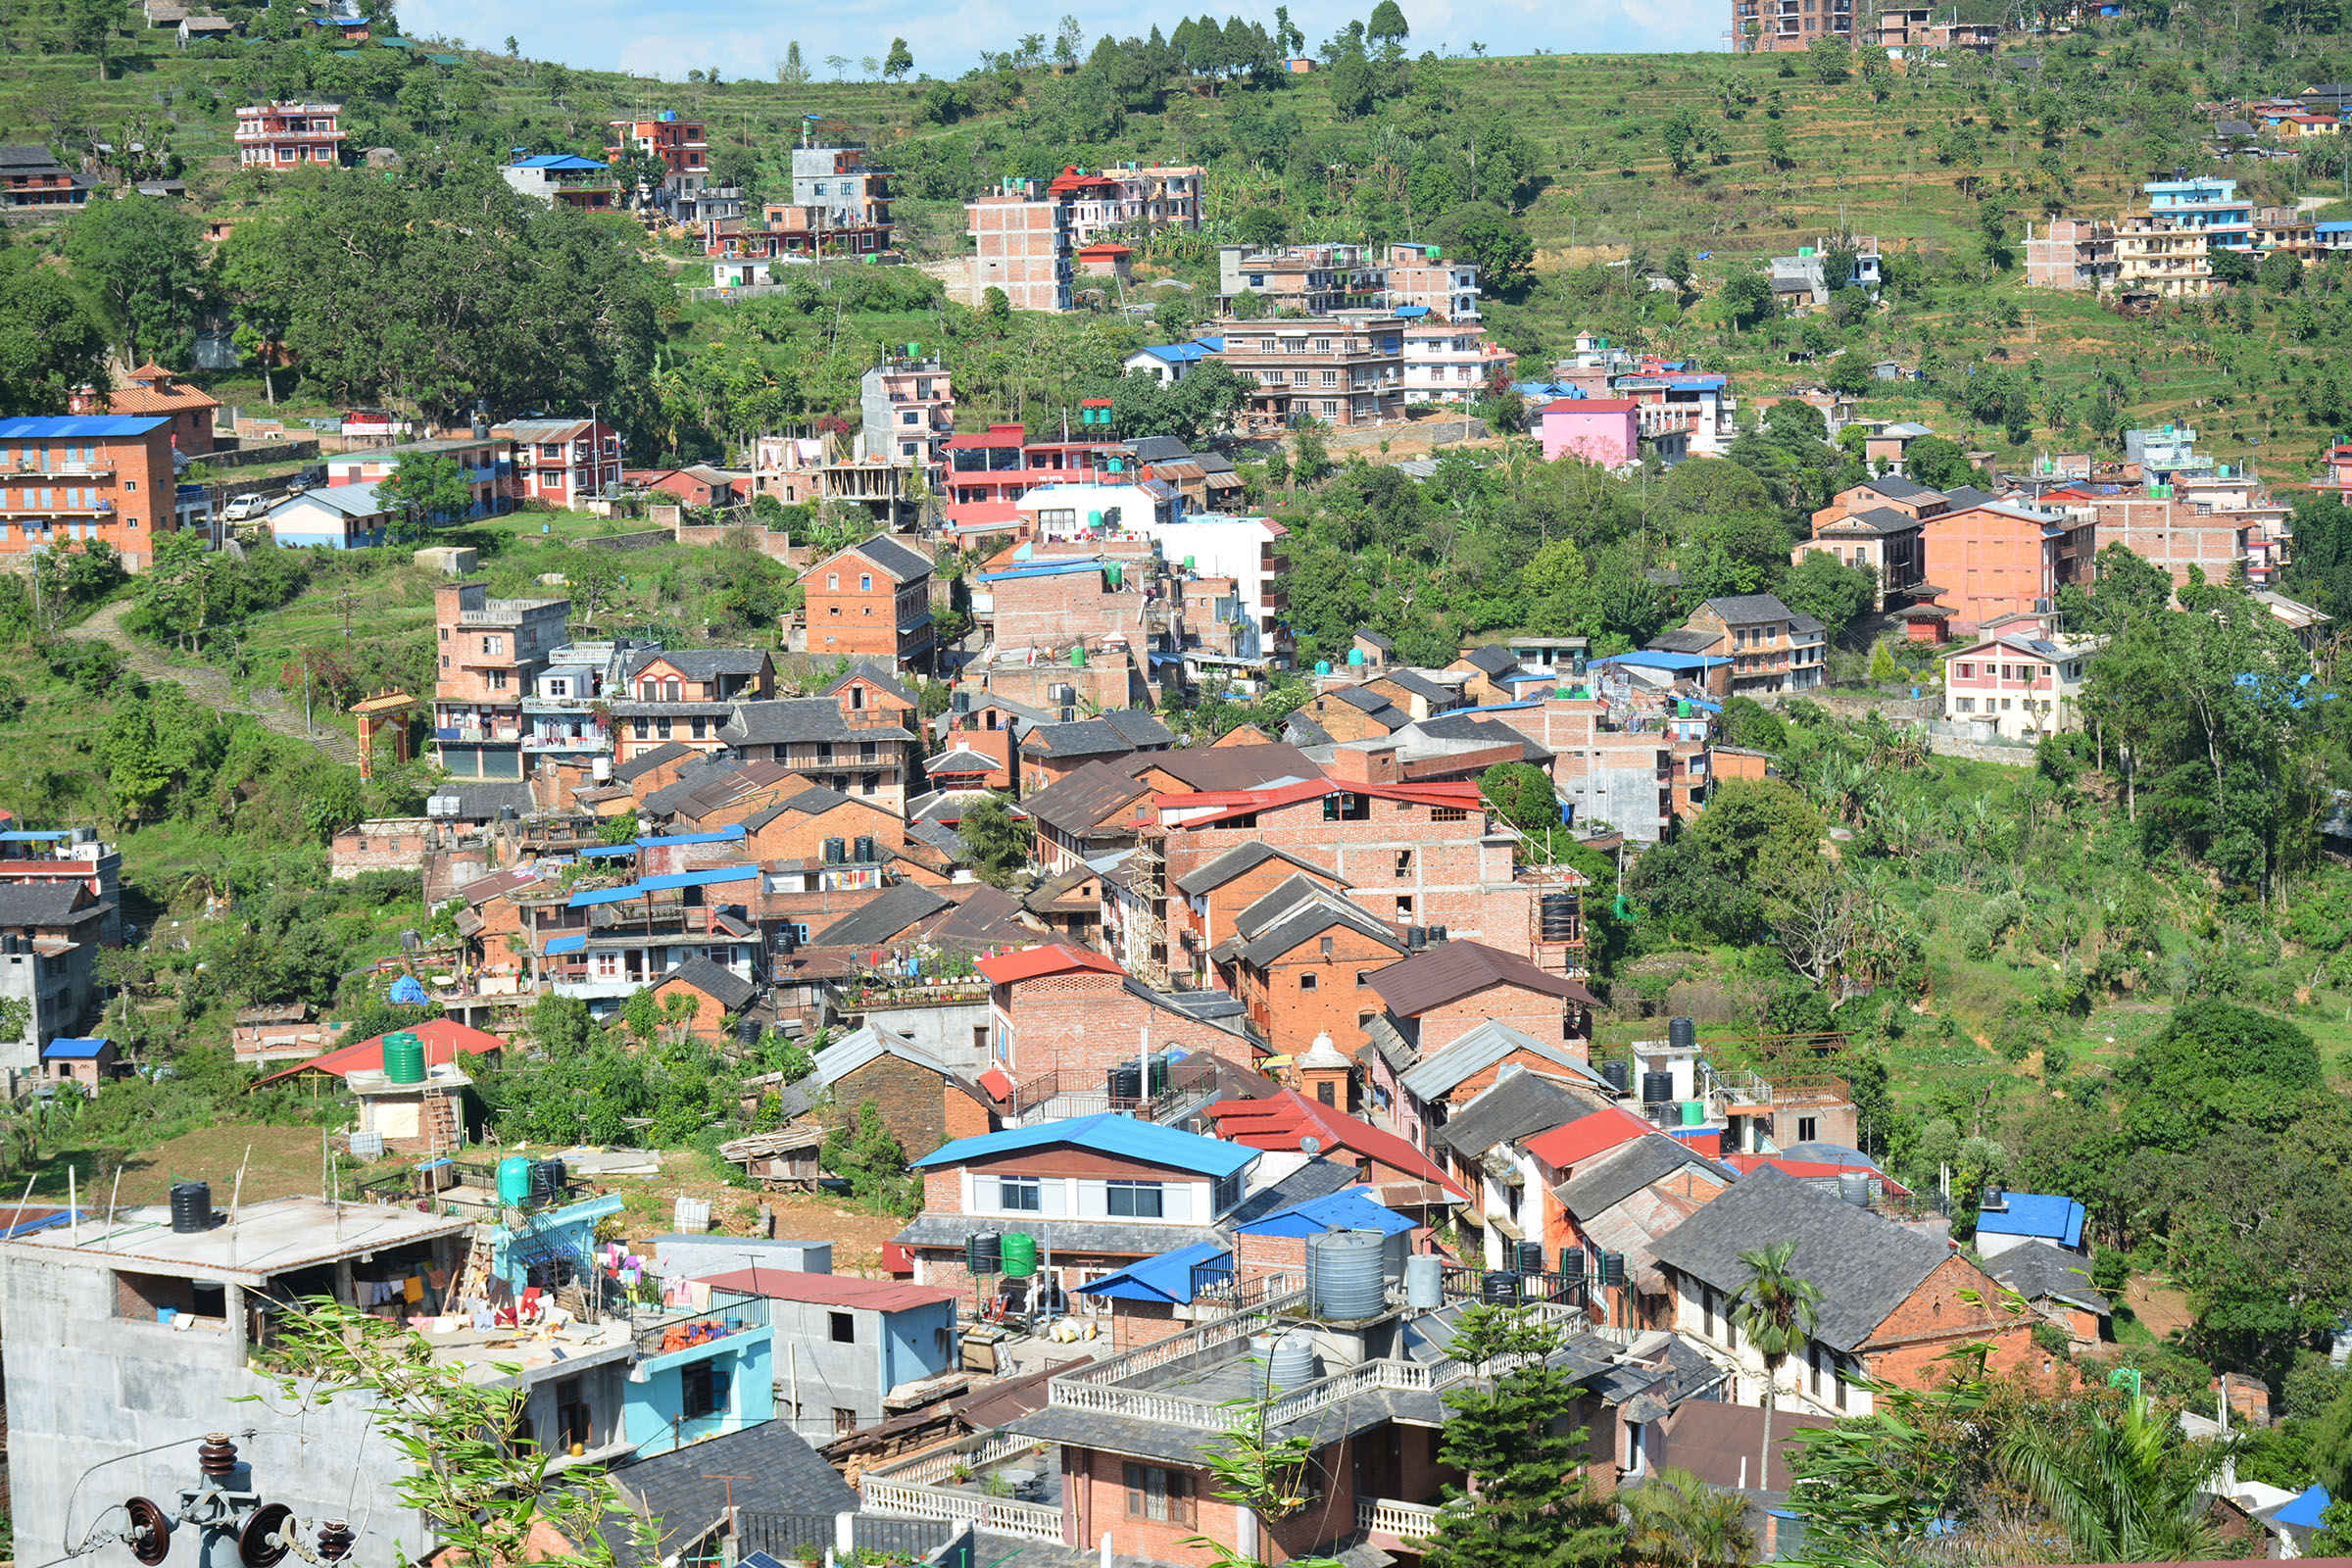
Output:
[629, 1291, 768, 1361]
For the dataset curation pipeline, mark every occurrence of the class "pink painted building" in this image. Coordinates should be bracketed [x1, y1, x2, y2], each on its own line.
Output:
[1538, 398, 1640, 468]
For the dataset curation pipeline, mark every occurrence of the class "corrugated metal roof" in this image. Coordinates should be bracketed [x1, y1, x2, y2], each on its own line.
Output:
[909, 1110, 1258, 1179]
[1232, 1187, 1414, 1239]
[0, 416, 172, 438]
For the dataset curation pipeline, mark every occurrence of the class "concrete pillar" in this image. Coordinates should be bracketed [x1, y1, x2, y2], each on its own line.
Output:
[225, 1284, 247, 1351]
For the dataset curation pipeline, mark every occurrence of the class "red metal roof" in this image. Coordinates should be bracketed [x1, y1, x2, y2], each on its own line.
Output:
[696, 1267, 961, 1310]
[252, 1017, 505, 1086]
[1204, 1088, 1468, 1201]
[1076, 243, 1132, 257]
[974, 943, 1125, 985]
[1522, 1106, 1652, 1168]
[942, 425, 1029, 450]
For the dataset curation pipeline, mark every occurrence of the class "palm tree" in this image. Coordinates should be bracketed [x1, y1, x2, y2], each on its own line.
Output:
[1727, 1240, 1822, 1494]
[1998, 1393, 2230, 1562]
[1621, 1467, 1754, 1568]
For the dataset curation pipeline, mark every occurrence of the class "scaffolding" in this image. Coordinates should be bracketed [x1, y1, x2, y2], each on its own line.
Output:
[1128, 828, 1170, 990]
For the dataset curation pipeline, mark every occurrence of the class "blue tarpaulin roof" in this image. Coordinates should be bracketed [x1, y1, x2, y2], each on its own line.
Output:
[640, 865, 759, 892]
[41, 1037, 108, 1058]
[1072, 1242, 1233, 1303]
[911, 1111, 1258, 1178]
[545, 933, 588, 955]
[1977, 1192, 2085, 1248]
[571, 882, 651, 907]
[575, 845, 637, 858]
[387, 975, 429, 1005]
[1233, 1187, 1415, 1239]
[1595, 651, 1734, 672]
[2276, 1486, 2331, 1531]
[636, 826, 746, 847]
[0, 831, 72, 842]
[0, 1207, 79, 1238]
[975, 559, 1106, 585]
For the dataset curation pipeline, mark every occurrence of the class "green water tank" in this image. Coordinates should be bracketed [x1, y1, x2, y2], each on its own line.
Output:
[1556, 687, 1573, 699]
[1348, 648, 1365, 666]
[1072, 642, 1090, 664]
[382, 1031, 425, 1084]
[1681, 1101, 1705, 1127]
[1317, 661, 1332, 675]
[1104, 564, 1123, 591]
[1001, 1231, 1038, 1278]
[1678, 699, 1691, 717]
[497, 1155, 534, 1204]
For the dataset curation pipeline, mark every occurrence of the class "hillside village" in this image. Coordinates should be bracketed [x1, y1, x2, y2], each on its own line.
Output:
[4, 0, 2352, 1564]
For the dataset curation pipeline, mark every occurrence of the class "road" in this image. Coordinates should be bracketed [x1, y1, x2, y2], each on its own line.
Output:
[67, 599, 363, 766]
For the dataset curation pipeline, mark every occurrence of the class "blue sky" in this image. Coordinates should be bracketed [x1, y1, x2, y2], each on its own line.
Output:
[398, 0, 1728, 86]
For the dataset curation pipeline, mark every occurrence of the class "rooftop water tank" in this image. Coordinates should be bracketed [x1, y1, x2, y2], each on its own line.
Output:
[170, 1181, 212, 1235]
[1403, 1252, 1443, 1310]
[1600, 1059, 1632, 1096]
[497, 1155, 534, 1204]
[967, 1232, 1002, 1275]
[1641, 1071, 1674, 1104]
[1668, 1016, 1696, 1051]
[1482, 1270, 1520, 1305]
[1838, 1172, 1872, 1207]
[1307, 1229, 1387, 1320]
[1681, 1100, 1706, 1127]
[1001, 1232, 1038, 1278]
[382, 1030, 425, 1084]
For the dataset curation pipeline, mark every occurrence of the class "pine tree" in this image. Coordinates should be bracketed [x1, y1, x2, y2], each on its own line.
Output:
[1422, 1307, 1624, 1568]
[776, 41, 808, 84]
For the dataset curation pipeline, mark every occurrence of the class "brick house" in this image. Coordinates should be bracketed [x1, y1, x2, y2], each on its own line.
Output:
[808, 1022, 996, 1160]
[721, 697, 921, 814]
[1917, 497, 2092, 634]
[896, 1113, 1259, 1312]
[648, 954, 759, 1041]
[327, 817, 431, 879]
[1649, 1166, 2036, 1414]
[1298, 684, 1413, 742]
[1018, 717, 1147, 795]
[72, 364, 219, 457]
[431, 581, 571, 780]
[1357, 941, 1598, 1148]
[964, 177, 1074, 315]
[0, 415, 193, 572]
[800, 536, 936, 671]
[820, 661, 920, 724]
[1205, 1089, 1468, 1225]
[1539, 1126, 1736, 1332]
[736, 786, 905, 865]
[1022, 761, 1152, 873]
[492, 417, 623, 508]
[1432, 1069, 1608, 1267]
[1211, 875, 1408, 1065]
[975, 944, 1254, 1090]
[1984, 1241, 2111, 1348]
[623, 465, 746, 508]
[1678, 595, 1826, 697]
[0, 144, 92, 209]
[611, 648, 776, 763]
[1164, 843, 1350, 988]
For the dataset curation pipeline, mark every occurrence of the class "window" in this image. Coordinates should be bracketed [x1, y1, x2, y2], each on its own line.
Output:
[1001, 1178, 1042, 1211]
[1798, 1115, 1820, 1143]
[1211, 1172, 1242, 1213]
[1316, 1081, 1335, 1105]
[1298, 971, 1319, 992]
[1320, 936, 1335, 957]
[827, 573, 840, 590]
[679, 1359, 730, 1420]
[481, 635, 500, 655]
[1396, 895, 1414, 917]
[1124, 1465, 1197, 1525]
[489, 670, 508, 691]
[860, 573, 873, 591]
[1395, 851, 1413, 878]
[833, 1407, 858, 1435]
[594, 952, 620, 979]
[632, 717, 651, 740]
[830, 1311, 855, 1344]
[1105, 1181, 1163, 1217]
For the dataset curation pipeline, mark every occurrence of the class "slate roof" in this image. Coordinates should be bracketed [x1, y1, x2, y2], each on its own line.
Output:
[721, 700, 914, 747]
[1436, 1071, 1598, 1158]
[441, 782, 535, 821]
[820, 534, 933, 582]
[1377, 668, 1453, 706]
[737, 784, 879, 835]
[1412, 713, 1554, 761]
[1021, 718, 1139, 759]
[1353, 626, 1395, 651]
[605, 1421, 856, 1568]
[1100, 709, 1175, 748]
[1218, 1156, 1363, 1227]
[1861, 474, 1936, 501]
[1223, 875, 1404, 966]
[1397, 1021, 1609, 1102]
[818, 660, 915, 707]
[645, 759, 799, 820]
[1329, 684, 1397, 714]
[1647, 628, 1724, 656]
[1551, 1134, 1731, 1221]
[1125, 436, 1193, 462]
[1698, 593, 1796, 625]
[907, 818, 970, 861]
[1172, 841, 1343, 897]
[1130, 742, 1324, 793]
[1645, 1165, 1955, 1351]
[657, 956, 758, 1011]
[0, 884, 101, 927]
[926, 748, 998, 777]
[1822, 506, 1927, 536]
[628, 647, 772, 682]
[1368, 939, 1596, 1017]
[1459, 644, 1519, 677]
[1284, 712, 1336, 747]
[1984, 1239, 2110, 1314]
[925, 885, 1036, 948]
[1941, 484, 1998, 509]
[1022, 760, 1152, 836]
[809, 882, 953, 948]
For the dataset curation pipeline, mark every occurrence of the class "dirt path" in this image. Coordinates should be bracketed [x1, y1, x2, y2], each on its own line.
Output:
[68, 600, 362, 766]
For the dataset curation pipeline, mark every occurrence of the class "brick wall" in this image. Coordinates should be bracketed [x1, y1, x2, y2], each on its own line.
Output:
[990, 569, 1150, 653]
[1413, 981, 1586, 1054]
[1002, 970, 1239, 1082]
[650, 973, 734, 1040]
[1232, 923, 1404, 1060]
[2091, 497, 2249, 589]
[329, 823, 430, 878]
[830, 1054, 959, 1161]
[741, 798, 906, 862]
[806, 554, 920, 659]
[1860, 1252, 2038, 1391]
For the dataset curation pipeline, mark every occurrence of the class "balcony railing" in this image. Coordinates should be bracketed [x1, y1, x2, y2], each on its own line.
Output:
[1357, 1498, 1449, 1544]
[630, 1291, 769, 1359]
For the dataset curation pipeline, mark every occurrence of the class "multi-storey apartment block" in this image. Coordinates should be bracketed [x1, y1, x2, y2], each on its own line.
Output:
[1213, 315, 1407, 429]
[234, 101, 345, 169]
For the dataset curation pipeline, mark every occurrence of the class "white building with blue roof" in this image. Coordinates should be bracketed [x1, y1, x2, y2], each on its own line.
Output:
[1972, 1188, 2088, 1259]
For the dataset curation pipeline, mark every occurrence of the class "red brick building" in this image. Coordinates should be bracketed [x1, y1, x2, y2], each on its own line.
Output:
[72, 364, 220, 456]
[491, 416, 623, 509]
[1212, 875, 1409, 1065]
[233, 101, 345, 169]
[809, 1022, 996, 1160]
[799, 535, 936, 670]
[649, 954, 759, 1041]
[975, 943, 1255, 1091]
[737, 785, 904, 865]
[0, 415, 185, 572]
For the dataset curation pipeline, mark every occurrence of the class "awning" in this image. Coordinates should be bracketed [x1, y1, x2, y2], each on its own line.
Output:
[1071, 1242, 1233, 1304]
[640, 865, 759, 892]
[544, 933, 587, 955]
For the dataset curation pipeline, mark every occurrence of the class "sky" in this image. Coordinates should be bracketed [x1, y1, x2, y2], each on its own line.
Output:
[397, 0, 1728, 91]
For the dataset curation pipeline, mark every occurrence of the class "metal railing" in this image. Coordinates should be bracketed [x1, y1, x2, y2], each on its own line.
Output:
[630, 1291, 769, 1359]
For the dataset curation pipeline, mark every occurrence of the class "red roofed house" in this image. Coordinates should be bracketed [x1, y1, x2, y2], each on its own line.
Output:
[252, 1016, 506, 1088]
[695, 1267, 961, 1431]
[1206, 1088, 1467, 1243]
[1076, 242, 1132, 281]
[71, 364, 220, 456]
[976, 944, 1256, 1102]
[1539, 399, 1641, 467]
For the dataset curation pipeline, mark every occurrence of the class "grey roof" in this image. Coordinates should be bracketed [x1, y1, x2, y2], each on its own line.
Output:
[1128, 742, 1324, 793]
[820, 533, 933, 582]
[925, 885, 1037, 948]
[1353, 626, 1395, 651]
[1460, 644, 1519, 677]
[819, 660, 915, 707]
[1436, 1071, 1598, 1158]
[1824, 506, 1927, 536]
[1941, 484, 1997, 509]
[812, 1022, 952, 1087]
[1378, 668, 1453, 705]
[1368, 939, 1596, 1017]
[1172, 841, 1344, 898]
[1412, 713, 1553, 761]
[1698, 593, 1796, 625]
[1329, 684, 1399, 714]
[1099, 709, 1175, 748]
[606, 1420, 856, 1568]
[894, 1212, 1220, 1256]
[1022, 760, 1152, 837]
[1125, 436, 1193, 462]
[1021, 717, 1139, 759]
[738, 784, 884, 834]
[2217, 119, 2258, 135]
[1788, 612, 1825, 636]
[0, 884, 100, 927]
[925, 747, 998, 775]
[907, 818, 971, 861]
[660, 956, 757, 1011]
[721, 699, 913, 747]
[1646, 1165, 1955, 1352]
[1984, 1239, 2111, 1314]
[442, 781, 535, 820]
[1397, 1020, 1609, 1102]
[1647, 628, 1723, 655]
[1220, 1157, 1363, 1228]
[809, 882, 954, 948]
[1552, 1134, 1732, 1221]
[1862, 474, 1935, 501]
[0, 145, 67, 172]
[1225, 875, 1405, 966]
[628, 647, 772, 681]
[1284, 712, 1335, 747]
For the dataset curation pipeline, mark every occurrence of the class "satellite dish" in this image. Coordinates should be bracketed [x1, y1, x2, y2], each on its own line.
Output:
[1299, 1135, 1322, 1155]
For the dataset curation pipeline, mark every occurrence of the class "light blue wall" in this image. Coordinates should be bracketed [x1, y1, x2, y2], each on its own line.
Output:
[623, 1327, 775, 1456]
[881, 1298, 956, 1392]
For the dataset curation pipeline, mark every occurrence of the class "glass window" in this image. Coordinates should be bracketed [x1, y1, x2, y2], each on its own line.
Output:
[1105, 1181, 1163, 1218]
[1002, 1178, 1042, 1211]
[830, 1311, 854, 1343]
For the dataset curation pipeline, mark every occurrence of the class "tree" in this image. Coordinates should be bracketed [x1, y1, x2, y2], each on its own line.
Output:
[0, 244, 109, 416]
[1720, 271, 1774, 330]
[1621, 1469, 1754, 1568]
[1366, 0, 1410, 47]
[884, 37, 913, 80]
[1783, 550, 1875, 638]
[1728, 1240, 1822, 1497]
[1325, 49, 1374, 116]
[820, 1099, 916, 1211]
[957, 793, 1030, 885]
[1422, 1307, 1625, 1568]
[1237, 206, 1288, 248]
[1480, 761, 1559, 841]
[62, 0, 118, 77]
[376, 452, 474, 531]
[1807, 33, 1849, 80]
[67, 196, 207, 368]
[1997, 1393, 2229, 1561]
[1438, 202, 1533, 292]
[1900, 433, 1975, 490]
[1825, 348, 1875, 396]
[776, 41, 808, 83]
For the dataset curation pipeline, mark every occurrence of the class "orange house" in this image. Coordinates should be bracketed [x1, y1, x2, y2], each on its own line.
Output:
[1917, 499, 2094, 635]
[71, 365, 220, 456]
[0, 416, 185, 571]
[800, 536, 935, 670]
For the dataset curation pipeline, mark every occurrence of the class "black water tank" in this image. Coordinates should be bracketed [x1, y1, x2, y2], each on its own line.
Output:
[1406, 925, 1427, 950]
[170, 1181, 212, 1235]
[542, 1157, 567, 1193]
[1514, 1241, 1547, 1277]
[737, 1015, 763, 1045]
[1668, 1016, 1696, 1051]
[1429, 925, 1447, 944]
[1540, 892, 1577, 940]
[1107, 1063, 1142, 1102]
[1557, 1248, 1588, 1281]
[855, 835, 876, 863]
[1640, 1071, 1675, 1103]
[1599, 1252, 1628, 1287]
[1481, 1269, 1520, 1305]
[1600, 1059, 1632, 1096]
[967, 1233, 1002, 1275]
[823, 837, 845, 863]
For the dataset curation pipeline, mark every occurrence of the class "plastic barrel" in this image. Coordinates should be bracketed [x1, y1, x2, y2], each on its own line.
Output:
[1600, 1060, 1631, 1096]
[170, 1181, 212, 1235]
[1481, 1269, 1520, 1305]
[1641, 1071, 1675, 1103]
[967, 1232, 1002, 1275]
[1667, 1016, 1696, 1051]
[1265, 1332, 1316, 1393]
[1306, 1230, 1387, 1320]
[1404, 1253, 1443, 1309]
[497, 1155, 534, 1204]
[1001, 1232, 1038, 1277]
[1540, 892, 1577, 940]
[1838, 1172, 1873, 1206]
[1515, 1241, 1547, 1277]
[1682, 1100, 1706, 1127]
[382, 1031, 426, 1084]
